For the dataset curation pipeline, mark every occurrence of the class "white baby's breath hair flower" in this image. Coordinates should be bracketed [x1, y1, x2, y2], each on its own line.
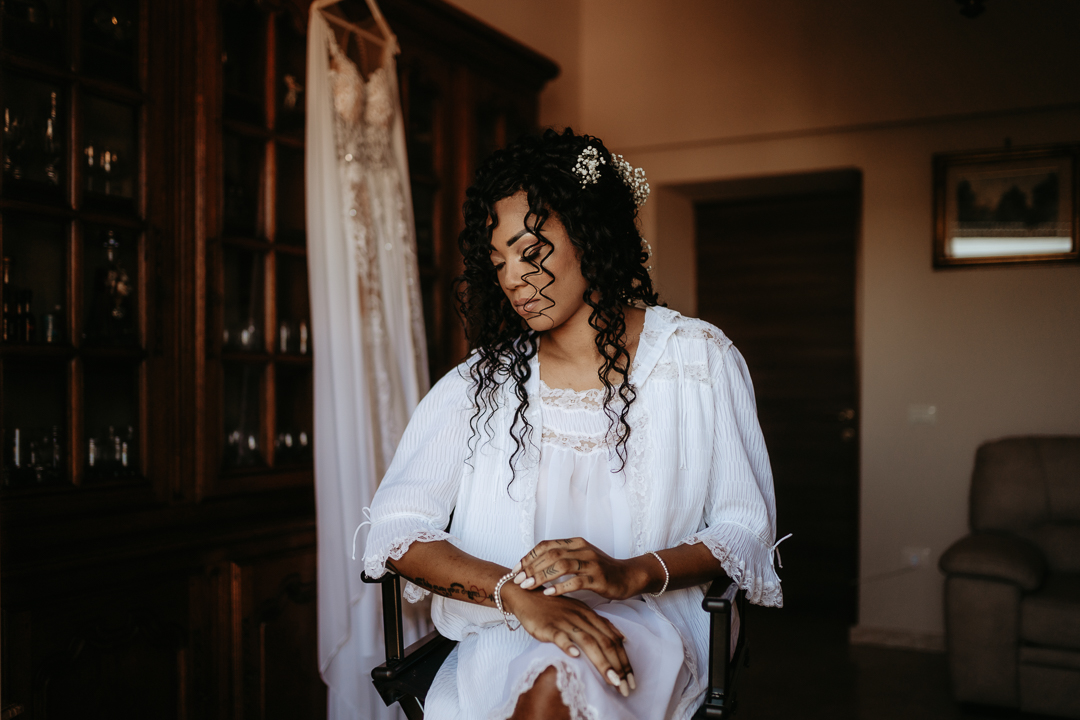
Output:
[572, 145, 651, 208]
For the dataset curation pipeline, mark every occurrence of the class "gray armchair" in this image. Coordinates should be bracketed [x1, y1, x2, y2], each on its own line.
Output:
[940, 436, 1080, 718]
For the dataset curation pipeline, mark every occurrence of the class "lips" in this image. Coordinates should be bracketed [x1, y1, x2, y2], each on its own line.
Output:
[514, 298, 541, 315]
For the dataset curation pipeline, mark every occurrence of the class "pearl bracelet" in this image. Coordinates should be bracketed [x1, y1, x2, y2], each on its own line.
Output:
[648, 551, 669, 598]
[493, 571, 521, 631]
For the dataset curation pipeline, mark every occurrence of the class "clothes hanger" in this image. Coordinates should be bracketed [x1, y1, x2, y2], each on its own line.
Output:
[312, 0, 397, 54]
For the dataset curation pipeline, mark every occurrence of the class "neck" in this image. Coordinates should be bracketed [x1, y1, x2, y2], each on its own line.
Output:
[539, 305, 602, 366]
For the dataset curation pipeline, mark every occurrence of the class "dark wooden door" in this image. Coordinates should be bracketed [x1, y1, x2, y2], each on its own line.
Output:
[696, 188, 860, 621]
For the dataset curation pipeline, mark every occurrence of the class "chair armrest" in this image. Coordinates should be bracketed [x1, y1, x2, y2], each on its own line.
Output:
[371, 630, 457, 708]
[939, 532, 1046, 591]
[695, 579, 745, 719]
[362, 570, 459, 711]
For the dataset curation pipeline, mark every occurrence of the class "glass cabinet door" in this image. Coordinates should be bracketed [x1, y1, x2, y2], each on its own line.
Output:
[212, 0, 311, 485]
[1, 0, 149, 492]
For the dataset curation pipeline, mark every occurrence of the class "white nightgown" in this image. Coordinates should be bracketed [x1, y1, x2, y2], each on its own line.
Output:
[426, 379, 691, 720]
[364, 306, 782, 720]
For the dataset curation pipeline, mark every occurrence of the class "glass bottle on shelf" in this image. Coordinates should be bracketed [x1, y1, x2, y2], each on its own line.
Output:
[42, 91, 60, 186]
[83, 146, 119, 196]
[3, 107, 25, 181]
[43, 304, 62, 343]
[108, 425, 121, 477]
[2, 257, 11, 342]
[102, 150, 117, 196]
[84, 145, 95, 193]
[12, 290, 24, 343]
[85, 229, 135, 344]
[10, 428, 22, 473]
[122, 424, 134, 472]
[51, 425, 60, 471]
[21, 289, 36, 342]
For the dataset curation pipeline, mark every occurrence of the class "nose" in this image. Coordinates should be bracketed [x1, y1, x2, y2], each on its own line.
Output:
[501, 259, 529, 290]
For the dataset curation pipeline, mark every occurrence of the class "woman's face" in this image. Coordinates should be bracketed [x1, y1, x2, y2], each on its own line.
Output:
[489, 191, 590, 333]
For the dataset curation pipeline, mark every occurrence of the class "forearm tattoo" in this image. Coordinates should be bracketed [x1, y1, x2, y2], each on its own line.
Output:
[386, 561, 495, 605]
[404, 576, 494, 606]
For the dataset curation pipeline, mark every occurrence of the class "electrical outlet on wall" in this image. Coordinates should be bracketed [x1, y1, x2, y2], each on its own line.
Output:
[902, 546, 932, 568]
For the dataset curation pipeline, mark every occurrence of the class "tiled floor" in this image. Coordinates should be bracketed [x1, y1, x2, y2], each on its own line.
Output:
[737, 606, 1055, 720]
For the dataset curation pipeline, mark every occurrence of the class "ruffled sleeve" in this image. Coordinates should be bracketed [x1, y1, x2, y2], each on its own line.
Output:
[681, 336, 784, 607]
[361, 364, 474, 601]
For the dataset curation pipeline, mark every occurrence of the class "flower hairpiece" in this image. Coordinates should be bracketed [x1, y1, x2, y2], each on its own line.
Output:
[610, 153, 651, 208]
[571, 145, 651, 208]
[573, 146, 605, 186]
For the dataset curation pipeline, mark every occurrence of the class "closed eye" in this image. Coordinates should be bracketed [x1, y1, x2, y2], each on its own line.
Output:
[521, 243, 544, 262]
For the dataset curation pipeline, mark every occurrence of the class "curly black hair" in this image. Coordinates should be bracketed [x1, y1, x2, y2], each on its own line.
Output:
[456, 128, 661, 482]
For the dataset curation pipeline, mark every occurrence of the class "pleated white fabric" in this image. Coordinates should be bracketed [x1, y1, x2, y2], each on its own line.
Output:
[306, 8, 429, 719]
[483, 382, 689, 719]
[363, 305, 783, 720]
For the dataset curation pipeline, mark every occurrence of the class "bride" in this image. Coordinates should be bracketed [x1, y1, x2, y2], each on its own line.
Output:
[362, 128, 782, 720]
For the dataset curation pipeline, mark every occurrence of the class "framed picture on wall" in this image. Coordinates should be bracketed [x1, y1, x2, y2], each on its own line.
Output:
[933, 145, 1079, 268]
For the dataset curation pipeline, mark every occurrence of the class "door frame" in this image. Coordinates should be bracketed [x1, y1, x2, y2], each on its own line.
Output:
[651, 168, 864, 619]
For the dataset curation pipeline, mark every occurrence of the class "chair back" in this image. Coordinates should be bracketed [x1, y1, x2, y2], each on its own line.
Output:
[970, 436, 1080, 573]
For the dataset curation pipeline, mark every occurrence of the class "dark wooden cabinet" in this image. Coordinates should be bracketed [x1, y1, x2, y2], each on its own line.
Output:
[0, 0, 554, 716]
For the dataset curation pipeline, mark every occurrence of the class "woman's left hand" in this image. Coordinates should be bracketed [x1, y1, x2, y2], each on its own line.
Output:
[513, 537, 646, 601]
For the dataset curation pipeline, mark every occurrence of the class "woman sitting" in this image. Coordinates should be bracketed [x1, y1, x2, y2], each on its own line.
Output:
[362, 128, 782, 720]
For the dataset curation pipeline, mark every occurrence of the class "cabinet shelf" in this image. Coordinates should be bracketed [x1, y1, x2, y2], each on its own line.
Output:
[220, 350, 270, 363]
[274, 353, 312, 365]
[80, 346, 146, 361]
[0, 196, 145, 228]
[222, 117, 268, 139]
[0, 343, 76, 358]
[1, 52, 145, 104]
[275, 244, 307, 257]
[1, 51, 73, 83]
[221, 235, 271, 251]
[0, 196, 72, 216]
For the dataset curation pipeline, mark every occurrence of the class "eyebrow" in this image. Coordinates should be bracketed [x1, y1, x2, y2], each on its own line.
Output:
[506, 227, 533, 247]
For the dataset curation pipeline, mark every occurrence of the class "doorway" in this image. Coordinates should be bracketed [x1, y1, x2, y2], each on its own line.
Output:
[693, 170, 861, 621]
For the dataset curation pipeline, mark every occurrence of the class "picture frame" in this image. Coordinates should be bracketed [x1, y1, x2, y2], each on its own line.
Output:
[932, 144, 1079, 268]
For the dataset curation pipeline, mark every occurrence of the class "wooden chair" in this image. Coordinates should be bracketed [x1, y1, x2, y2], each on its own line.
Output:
[361, 572, 749, 720]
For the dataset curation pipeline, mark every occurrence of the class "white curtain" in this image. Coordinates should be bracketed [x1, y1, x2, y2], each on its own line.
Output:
[306, 7, 430, 718]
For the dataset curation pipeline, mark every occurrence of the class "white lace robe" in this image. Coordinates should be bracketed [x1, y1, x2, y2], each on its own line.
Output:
[362, 305, 782, 719]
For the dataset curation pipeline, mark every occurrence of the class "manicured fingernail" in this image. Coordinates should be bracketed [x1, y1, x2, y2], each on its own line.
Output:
[513, 572, 526, 584]
[543, 587, 556, 595]
[513, 562, 521, 573]
[568, 646, 580, 657]
[606, 669, 620, 686]
[627, 673, 636, 691]
[619, 680, 629, 697]
[521, 577, 535, 589]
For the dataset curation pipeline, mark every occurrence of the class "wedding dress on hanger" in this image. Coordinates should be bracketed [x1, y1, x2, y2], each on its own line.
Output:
[326, 27, 426, 473]
[306, 5, 429, 719]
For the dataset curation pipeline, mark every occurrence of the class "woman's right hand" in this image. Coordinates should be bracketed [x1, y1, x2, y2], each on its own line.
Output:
[501, 582, 634, 697]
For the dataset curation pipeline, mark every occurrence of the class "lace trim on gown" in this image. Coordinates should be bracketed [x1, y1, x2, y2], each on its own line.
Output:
[363, 524, 454, 603]
[492, 657, 599, 720]
[539, 379, 605, 412]
[540, 427, 612, 454]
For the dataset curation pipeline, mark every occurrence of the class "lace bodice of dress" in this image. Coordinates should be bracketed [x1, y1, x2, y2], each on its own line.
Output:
[539, 380, 614, 454]
[327, 32, 394, 169]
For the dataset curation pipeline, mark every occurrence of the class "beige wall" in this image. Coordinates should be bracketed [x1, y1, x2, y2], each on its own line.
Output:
[444, 0, 581, 128]
[443, 0, 1080, 642]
